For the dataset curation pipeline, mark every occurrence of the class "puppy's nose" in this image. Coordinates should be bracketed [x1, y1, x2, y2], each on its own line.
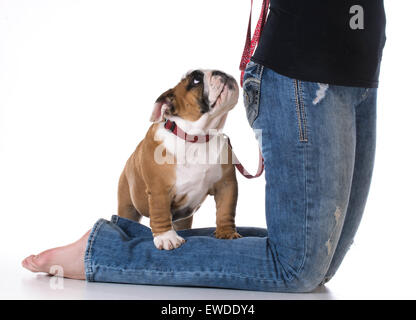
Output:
[211, 70, 229, 83]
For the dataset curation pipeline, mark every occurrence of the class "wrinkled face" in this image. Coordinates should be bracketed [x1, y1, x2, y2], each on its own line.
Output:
[150, 70, 239, 124]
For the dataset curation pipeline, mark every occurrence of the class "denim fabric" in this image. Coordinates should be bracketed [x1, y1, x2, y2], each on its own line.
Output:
[84, 61, 377, 292]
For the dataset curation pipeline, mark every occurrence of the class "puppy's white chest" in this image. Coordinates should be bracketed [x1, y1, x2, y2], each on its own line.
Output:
[175, 160, 222, 209]
[155, 125, 226, 211]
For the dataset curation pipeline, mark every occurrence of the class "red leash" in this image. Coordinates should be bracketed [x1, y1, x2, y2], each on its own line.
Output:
[236, 0, 270, 177]
[239, 0, 270, 87]
[228, 137, 264, 179]
[164, 120, 264, 179]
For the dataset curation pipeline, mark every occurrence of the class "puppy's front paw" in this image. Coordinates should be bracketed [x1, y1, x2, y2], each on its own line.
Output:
[214, 228, 242, 240]
[153, 230, 186, 250]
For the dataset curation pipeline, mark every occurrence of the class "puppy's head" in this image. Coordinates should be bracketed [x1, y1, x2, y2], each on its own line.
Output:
[150, 69, 238, 127]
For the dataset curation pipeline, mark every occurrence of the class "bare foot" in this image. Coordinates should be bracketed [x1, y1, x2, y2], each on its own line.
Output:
[22, 230, 91, 280]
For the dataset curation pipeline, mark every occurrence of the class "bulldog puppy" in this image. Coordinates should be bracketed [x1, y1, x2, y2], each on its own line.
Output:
[118, 70, 241, 250]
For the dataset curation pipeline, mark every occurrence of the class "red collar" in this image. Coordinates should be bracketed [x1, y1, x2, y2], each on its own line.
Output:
[163, 119, 264, 179]
[164, 119, 211, 143]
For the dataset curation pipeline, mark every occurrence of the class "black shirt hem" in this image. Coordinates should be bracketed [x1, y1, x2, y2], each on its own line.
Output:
[250, 56, 379, 89]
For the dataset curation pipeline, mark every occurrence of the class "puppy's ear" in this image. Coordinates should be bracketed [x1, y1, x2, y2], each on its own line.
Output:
[150, 89, 175, 122]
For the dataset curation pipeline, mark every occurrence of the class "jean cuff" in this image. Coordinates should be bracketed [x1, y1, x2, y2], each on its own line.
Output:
[84, 218, 107, 282]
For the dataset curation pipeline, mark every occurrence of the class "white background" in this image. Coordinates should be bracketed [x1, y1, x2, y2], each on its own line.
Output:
[0, 0, 415, 299]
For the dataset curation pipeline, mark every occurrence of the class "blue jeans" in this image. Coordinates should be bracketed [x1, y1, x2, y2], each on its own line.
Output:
[84, 62, 377, 292]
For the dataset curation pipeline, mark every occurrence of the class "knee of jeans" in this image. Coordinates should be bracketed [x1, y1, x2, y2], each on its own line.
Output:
[271, 273, 325, 293]
[288, 257, 330, 292]
[290, 275, 325, 293]
[269, 258, 326, 293]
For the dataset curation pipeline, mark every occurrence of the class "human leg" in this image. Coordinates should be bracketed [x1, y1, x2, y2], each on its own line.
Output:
[323, 88, 378, 283]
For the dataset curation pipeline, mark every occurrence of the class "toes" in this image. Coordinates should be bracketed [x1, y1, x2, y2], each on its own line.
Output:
[22, 251, 53, 273]
[22, 255, 40, 272]
[214, 229, 243, 240]
[153, 230, 186, 250]
[21, 256, 32, 269]
[170, 235, 185, 249]
[232, 232, 243, 239]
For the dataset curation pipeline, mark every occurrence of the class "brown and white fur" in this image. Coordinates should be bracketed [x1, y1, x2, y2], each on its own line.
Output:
[118, 69, 240, 250]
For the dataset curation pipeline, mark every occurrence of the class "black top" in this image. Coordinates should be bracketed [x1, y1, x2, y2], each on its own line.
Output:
[251, 0, 386, 88]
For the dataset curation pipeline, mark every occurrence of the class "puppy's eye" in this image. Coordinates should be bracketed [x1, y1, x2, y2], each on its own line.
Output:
[186, 71, 204, 90]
